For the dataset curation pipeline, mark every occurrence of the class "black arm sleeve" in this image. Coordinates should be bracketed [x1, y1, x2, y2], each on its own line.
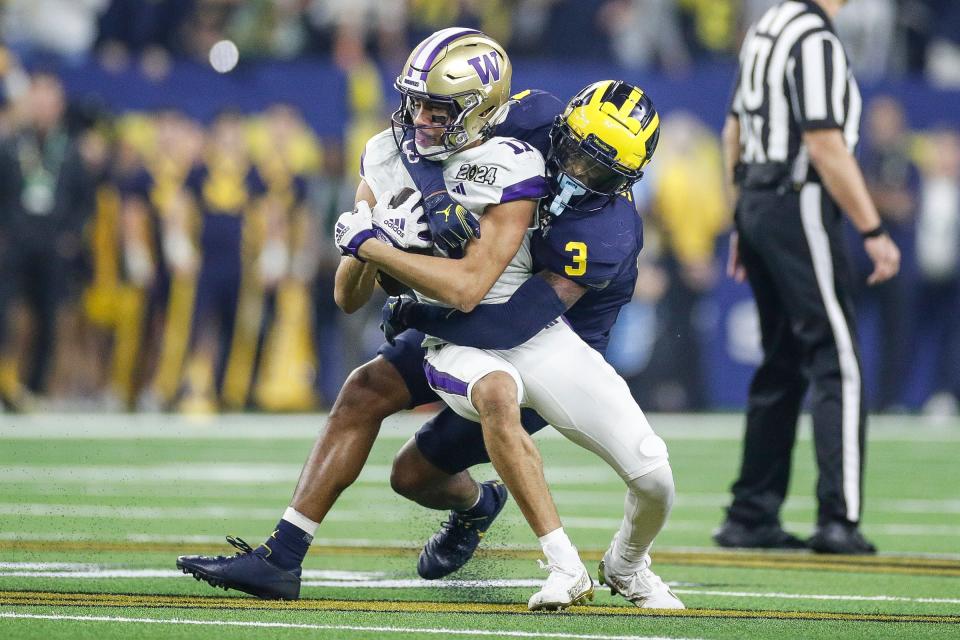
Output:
[404, 273, 569, 350]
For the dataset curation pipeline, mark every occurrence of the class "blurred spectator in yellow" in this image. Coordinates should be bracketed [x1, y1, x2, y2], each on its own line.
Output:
[149, 113, 207, 409]
[642, 111, 729, 410]
[915, 127, 960, 418]
[0, 70, 96, 408]
[247, 104, 322, 411]
[677, 0, 738, 59]
[108, 109, 197, 410]
[858, 96, 918, 410]
[173, 110, 272, 412]
[83, 120, 128, 405]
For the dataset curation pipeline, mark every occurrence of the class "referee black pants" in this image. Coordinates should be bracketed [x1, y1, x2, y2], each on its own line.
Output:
[727, 182, 867, 528]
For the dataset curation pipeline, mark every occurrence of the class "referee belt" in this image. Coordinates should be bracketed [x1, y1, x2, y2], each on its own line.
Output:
[734, 163, 820, 192]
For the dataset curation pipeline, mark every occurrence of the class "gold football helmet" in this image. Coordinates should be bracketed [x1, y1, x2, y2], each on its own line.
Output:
[546, 80, 660, 213]
[392, 28, 512, 159]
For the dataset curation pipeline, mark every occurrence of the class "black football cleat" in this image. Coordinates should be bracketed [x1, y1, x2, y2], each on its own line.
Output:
[713, 519, 807, 550]
[418, 481, 508, 579]
[176, 536, 302, 600]
[808, 522, 877, 555]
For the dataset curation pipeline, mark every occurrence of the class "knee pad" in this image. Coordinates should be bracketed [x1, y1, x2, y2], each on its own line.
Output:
[626, 463, 675, 510]
[638, 434, 669, 464]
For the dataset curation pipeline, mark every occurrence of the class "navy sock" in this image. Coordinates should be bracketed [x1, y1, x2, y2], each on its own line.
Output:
[458, 482, 497, 517]
[256, 519, 313, 571]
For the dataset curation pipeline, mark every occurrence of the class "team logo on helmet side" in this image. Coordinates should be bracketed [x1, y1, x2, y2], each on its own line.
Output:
[466, 51, 503, 85]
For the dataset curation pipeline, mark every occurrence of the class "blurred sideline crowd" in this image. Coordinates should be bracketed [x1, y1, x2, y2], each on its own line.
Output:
[2, 0, 960, 84]
[0, 67, 349, 413]
[0, 2, 958, 415]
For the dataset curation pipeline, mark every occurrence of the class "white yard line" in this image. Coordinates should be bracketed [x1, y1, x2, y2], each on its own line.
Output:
[1, 413, 956, 441]
[0, 612, 697, 640]
[3, 468, 960, 518]
[2, 565, 958, 605]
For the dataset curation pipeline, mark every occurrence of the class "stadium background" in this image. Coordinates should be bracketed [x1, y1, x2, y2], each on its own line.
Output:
[0, 0, 958, 415]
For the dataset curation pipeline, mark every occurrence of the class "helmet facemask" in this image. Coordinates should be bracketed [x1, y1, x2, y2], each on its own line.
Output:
[545, 118, 651, 214]
[390, 87, 490, 160]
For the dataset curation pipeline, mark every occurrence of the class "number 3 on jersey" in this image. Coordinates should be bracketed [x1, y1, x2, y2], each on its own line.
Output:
[565, 241, 587, 276]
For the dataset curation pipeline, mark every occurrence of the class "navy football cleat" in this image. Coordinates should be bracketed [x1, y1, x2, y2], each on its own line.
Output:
[418, 480, 508, 579]
[176, 536, 302, 600]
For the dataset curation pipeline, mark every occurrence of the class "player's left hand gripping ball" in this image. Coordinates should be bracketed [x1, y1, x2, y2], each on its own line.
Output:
[335, 201, 383, 260]
[372, 189, 433, 250]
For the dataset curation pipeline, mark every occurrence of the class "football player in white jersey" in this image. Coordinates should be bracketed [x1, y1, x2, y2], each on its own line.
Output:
[177, 27, 583, 607]
[335, 40, 682, 609]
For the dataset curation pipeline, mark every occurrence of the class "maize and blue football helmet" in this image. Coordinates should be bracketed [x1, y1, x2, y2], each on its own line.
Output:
[546, 80, 660, 214]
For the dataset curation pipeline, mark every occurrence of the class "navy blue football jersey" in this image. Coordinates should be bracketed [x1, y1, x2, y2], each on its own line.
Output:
[533, 195, 642, 354]
[494, 89, 563, 158]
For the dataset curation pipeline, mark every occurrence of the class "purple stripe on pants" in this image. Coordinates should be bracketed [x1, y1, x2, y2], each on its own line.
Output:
[423, 360, 469, 397]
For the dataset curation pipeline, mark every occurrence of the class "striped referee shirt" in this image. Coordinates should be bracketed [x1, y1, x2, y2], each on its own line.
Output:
[729, 0, 862, 183]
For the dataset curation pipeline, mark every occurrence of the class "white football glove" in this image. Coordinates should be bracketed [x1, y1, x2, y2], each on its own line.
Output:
[372, 189, 433, 251]
[335, 201, 386, 260]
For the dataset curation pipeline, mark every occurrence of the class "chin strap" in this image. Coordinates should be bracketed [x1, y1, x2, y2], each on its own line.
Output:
[547, 173, 587, 216]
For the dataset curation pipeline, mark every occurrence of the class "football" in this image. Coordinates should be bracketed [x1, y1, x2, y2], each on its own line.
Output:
[389, 186, 419, 209]
[375, 187, 430, 295]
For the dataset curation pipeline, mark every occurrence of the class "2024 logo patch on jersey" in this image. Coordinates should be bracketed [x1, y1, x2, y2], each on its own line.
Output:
[455, 163, 498, 185]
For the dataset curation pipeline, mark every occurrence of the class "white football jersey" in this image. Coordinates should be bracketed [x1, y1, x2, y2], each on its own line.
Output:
[360, 130, 546, 309]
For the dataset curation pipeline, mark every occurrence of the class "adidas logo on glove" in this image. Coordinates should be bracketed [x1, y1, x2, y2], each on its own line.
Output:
[335, 221, 347, 246]
[382, 217, 406, 238]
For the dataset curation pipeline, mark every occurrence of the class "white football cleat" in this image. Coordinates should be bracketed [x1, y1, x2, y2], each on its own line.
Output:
[598, 552, 685, 609]
[527, 560, 595, 611]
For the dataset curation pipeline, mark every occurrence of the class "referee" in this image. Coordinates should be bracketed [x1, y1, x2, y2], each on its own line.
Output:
[714, 0, 900, 554]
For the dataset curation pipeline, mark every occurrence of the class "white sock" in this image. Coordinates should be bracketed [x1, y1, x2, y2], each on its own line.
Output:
[538, 527, 581, 569]
[282, 506, 320, 537]
[611, 465, 674, 575]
